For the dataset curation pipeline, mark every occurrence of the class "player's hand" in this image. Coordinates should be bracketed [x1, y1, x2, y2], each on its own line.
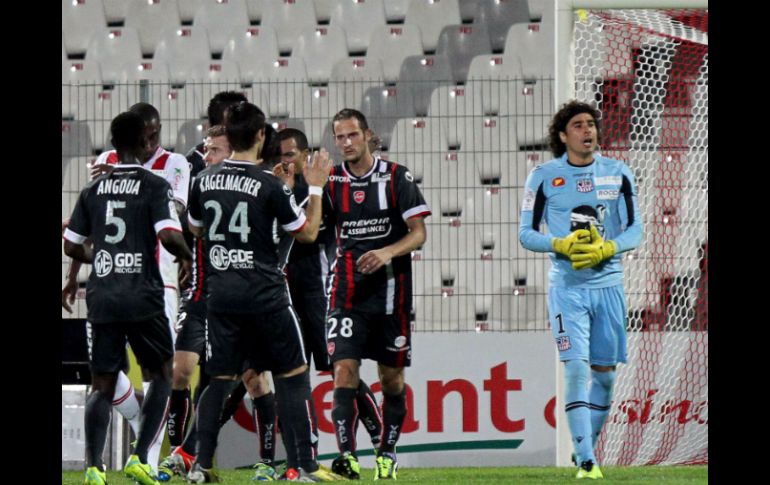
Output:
[356, 248, 393, 275]
[303, 149, 333, 188]
[89, 162, 114, 180]
[61, 218, 70, 235]
[177, 258, 193, 288]
[273, 162, 296, 190]
[61, 277, 78, 313]
[570, 225, 617, 270]
[552, 229, 591, 257]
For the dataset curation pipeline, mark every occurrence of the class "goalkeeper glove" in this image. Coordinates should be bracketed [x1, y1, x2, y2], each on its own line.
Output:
[570, 225, 617, 270]
[552, 229, 591, 257]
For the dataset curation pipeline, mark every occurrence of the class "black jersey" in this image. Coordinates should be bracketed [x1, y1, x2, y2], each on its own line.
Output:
[324, 158, 431, 314]
[64, 165, 182, 324]
[284, 174, 336, 295]
[188, 160, 307, 314]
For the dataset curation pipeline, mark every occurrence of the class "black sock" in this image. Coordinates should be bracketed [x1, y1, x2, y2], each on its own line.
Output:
[196, 379, 237, 469]
[274, 370, 317, 472]
[168, 388, 191, 447]
[379, 389, 406, 455]
[219, 380, 247, 426]
[135, 374, 172, 463]
[252, 392, 277, 463]
[195, 362, 210, 405]
[85, 391, 113, 469]
[356, 380, 382, 448]
[332, 387, 358, 455]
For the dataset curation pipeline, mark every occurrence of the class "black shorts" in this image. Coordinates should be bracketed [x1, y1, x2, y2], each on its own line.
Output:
[87, 315, 174, 374]
[326, 309, 412, 368]
[291, 290, 331, 372]
[175, 299, 206, 356]
[206, 306, 307, 376]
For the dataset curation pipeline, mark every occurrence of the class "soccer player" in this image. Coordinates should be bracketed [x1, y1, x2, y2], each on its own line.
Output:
[186, 91, 248, 178]
[519, 101, 643, 479]
[62, 102, 191, 473]
[277, 127, 384, 456]
[186, 102, 341, 483]
[324, 109, 430, 480]
[63, 111, 193, 485]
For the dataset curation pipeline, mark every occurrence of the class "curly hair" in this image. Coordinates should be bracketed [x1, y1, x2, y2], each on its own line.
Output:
[548, 100, 602, 158]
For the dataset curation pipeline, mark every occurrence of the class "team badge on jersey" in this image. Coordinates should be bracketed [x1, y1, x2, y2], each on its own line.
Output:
[576, 178, 594, 193]
[327, 342, 335, 355]
[354, 191, 366, 203]
[556, 336, 571, 351]
[552, 177, 565, 187]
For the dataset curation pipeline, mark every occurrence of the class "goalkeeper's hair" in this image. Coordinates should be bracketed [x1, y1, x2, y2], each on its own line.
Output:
[549, 100, 603, 158]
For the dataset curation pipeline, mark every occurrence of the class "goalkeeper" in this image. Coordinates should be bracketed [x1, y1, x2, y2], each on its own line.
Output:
[518, 101, 643, 479]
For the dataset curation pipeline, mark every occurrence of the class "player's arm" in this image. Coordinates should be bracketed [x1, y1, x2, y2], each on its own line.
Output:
[63, 239, 93, 264]
[357, 216, 426, 275]
[608, 165, 643, 252]
[292, 149, 332, 243]
[158, 228, 193, 286]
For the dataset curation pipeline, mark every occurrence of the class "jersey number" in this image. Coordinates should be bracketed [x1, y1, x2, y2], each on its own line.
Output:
[328, 317, 353, 338]
[105, 200, 126, 244]
[555, 313, 565, 334]
[204, 200, 251, 243]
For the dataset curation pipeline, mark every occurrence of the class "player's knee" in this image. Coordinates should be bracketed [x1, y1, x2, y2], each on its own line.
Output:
[245, 373, 271, 397]
[333, 361, 360, 388]
[91, 373, 119, 400]
[378, 367, 405, 395]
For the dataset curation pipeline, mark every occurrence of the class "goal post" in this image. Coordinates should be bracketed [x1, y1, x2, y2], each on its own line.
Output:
[553, 0, 708, 466]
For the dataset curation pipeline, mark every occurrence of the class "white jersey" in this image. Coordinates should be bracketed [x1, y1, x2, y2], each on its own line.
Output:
[93, 147, 190, 290]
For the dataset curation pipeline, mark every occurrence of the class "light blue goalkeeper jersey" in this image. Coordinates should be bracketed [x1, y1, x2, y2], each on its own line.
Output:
[519, 153, 643, 288]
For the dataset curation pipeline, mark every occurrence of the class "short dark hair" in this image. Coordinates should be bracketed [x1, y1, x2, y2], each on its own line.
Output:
[208, 91, 248, 126]
[548, 100, 602, 157]
[128, 102, 160, 124]
[277, 128, 309, 152]
[261, 123, 281, 162]
[332, 108, 369, 134]
[207, 124, 226, 138]
[110, 112, 145, 154]
[224, 102, 266, 152]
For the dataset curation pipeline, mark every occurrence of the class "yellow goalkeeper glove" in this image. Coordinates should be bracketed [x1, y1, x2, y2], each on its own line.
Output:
[551, 229, 591, 257]
[570, 225, 617, 270]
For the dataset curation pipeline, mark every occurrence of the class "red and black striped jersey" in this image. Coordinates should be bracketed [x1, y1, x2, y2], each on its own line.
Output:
[324, 157, 431, 314]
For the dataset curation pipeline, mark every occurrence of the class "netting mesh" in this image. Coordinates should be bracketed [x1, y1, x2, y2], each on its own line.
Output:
[572, 8, 708, 465]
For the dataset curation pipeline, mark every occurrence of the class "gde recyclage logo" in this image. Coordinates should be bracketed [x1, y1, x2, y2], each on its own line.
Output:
[209, 245, 255, 270]
[94, 250, 113, 277]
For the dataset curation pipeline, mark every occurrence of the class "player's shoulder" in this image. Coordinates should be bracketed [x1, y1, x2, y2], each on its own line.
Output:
[595, 154, 632, 174]
[379, 158, 415, 182]
[93, 150, 117, 165]
[165, 151, 190, 168]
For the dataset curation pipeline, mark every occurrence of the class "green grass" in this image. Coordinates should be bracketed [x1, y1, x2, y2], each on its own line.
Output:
[63, 465, 707, 484]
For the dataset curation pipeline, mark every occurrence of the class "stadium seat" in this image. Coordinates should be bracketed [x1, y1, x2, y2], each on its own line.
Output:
[124, 0, 181, 57]
[188, 60, 243, 117]
[62, 31, 68, 61]
[222, 26, 280, 81]
[397, 55, 454, 117]
[249, 57, 308, 118]
[329, 57, 385, 109]
[261, 0, 318, 55]
[464, 186, 518, 225]
[177, 0, 203, 23]
[102, 0, 128, 24]
[62, 0, 107, 56]
[314, 0, 335, 23]
[366, 24, 424, 84]
[153, 27, 212, 84]
[85, 28, 143, 84]
[292, 25, 348, 84]
[245, 0, 264, 23]
[504, 21, 554, 79]
[360, 85, 416, 150]
[426, 85, 478, 148]
[404, 0, 461, 53]
[467, 54, 519, 115]
[62, 120, 93, 186]
[506, 79, 552, 146]
[118, 59, 171, 83]
[268, 118, 307, 135]
[175, 119, 208, 157]
[292, 85, 343, 147]
[329, 0, 386, 54]
[383, 0, 409, 22]
[436, 24, 493, 84]
[192, 0, 250, 54]
[388, 117, 447, 185]
[477, 0, 530, 52]
[527, 0, 551, 21]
